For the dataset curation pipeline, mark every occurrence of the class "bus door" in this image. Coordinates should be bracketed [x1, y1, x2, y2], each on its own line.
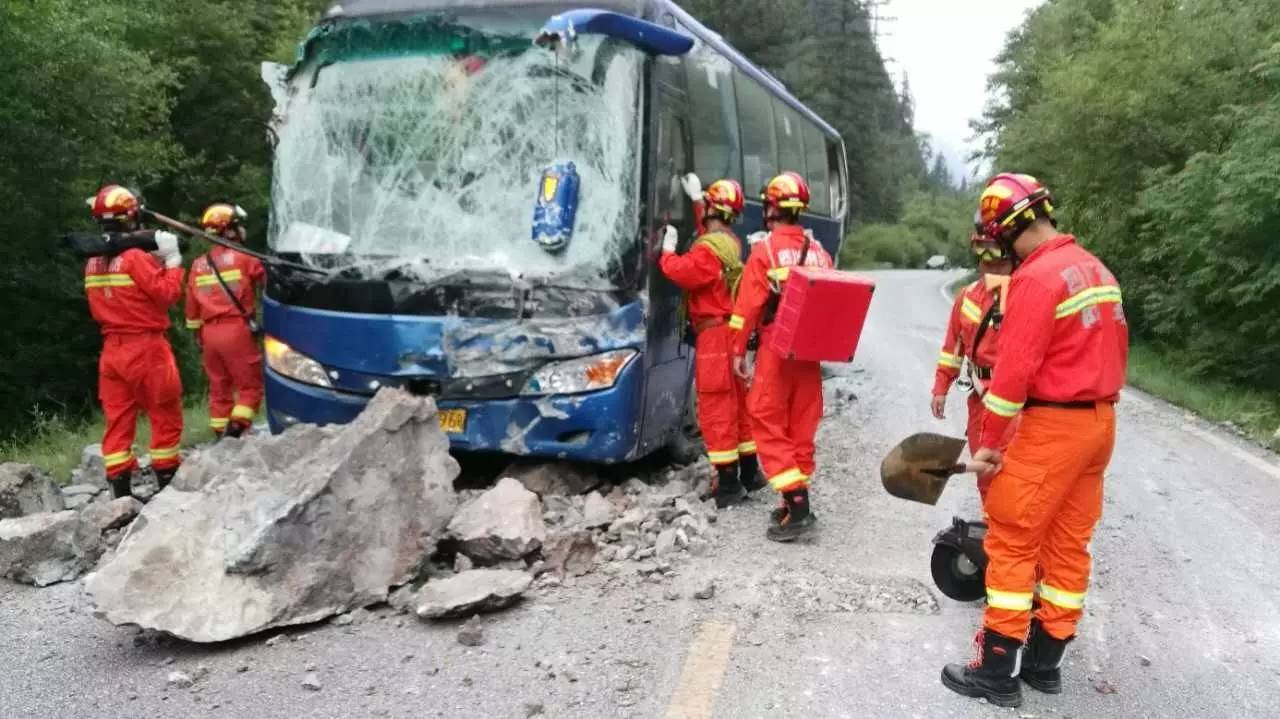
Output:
[639, 56, 695, 454]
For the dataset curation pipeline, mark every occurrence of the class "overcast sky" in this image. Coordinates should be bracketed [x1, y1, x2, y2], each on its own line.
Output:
[876, 0, 1044, 184]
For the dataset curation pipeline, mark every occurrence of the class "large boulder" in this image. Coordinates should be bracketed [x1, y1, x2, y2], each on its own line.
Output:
[84, 389, 460, 643]
[448, 478, 545, 564]
[0, 463, 65, 519]
[0, 511, 100, 586]
[415, 569, 532, 620]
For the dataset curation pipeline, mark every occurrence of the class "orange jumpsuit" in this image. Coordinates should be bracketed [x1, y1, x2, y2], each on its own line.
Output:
[976, 235, 1128, 642]
[729, 224, 833, 492]
[659, 232, 754, 467]
[184, 246, 266, 435]
[933, 277, 1006, 500]
[85, 249, 185, 478]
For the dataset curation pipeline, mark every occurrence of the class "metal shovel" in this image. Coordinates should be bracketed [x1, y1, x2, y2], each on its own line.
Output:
[880, 433, 988, 505]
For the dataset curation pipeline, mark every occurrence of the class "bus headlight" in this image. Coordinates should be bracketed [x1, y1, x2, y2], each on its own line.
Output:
[520, 350, 637, 396]
[263, 335, 333, 388]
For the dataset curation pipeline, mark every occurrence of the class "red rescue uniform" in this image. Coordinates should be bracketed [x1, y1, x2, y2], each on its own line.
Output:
[729, 224, 833, 492]
[976, 235, 1128, 642]
[85, 250, 185, 478]
[659, 231, 754, 466]
[184, 247, 266, 434]
[933, 276, 1008, 500]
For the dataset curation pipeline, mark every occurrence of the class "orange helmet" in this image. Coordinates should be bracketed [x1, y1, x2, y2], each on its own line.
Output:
[87, 185, 140, 222]
[763, 171, 810, 213]
[703, 179, 744, 221]
[976, 173, 1055, 243]
[201, 203, 247, 233]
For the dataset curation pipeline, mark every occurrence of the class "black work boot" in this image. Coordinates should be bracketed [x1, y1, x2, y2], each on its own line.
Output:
[154, 467, 177, 492]
[1021, 619, 1073, 694]
[224, 419, 249, 439]
[712, 463, 746, 508]
[765, 488, 816, 542]
[941, 630, 1024, 708]
[739, 454, 766, 493]
[109, 471, 134, 500]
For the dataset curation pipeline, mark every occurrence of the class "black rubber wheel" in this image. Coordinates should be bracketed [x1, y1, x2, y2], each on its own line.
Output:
[931, 542, 986, 602]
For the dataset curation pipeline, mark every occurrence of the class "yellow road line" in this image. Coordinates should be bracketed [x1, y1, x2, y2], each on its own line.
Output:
[665, 620, 737, 719]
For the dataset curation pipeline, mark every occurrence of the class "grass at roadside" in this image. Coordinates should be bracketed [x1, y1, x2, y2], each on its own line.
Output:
[1126, 344, 1280, 452]
[0, 401, 217, 483]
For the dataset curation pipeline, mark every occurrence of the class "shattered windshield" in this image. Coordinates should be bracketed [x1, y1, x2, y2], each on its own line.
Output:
[269, 14, 644, 286]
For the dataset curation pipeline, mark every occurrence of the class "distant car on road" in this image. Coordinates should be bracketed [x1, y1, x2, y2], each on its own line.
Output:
[925, 254, 950, 270]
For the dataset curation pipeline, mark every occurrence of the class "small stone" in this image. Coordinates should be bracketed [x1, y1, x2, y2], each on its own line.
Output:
[304, 662, 317, 672]
[582, 491, 618, 528]
[1139, 656, 1152, 667]
[1093, 679, 1117, 694]
[265, 635, 282, 647]
[598, 545, 618, 562]
[166, 671, 194, 689]
[687, 538, 711, 557]
[454, 553, 475, 573]
[301, 672, 322, 691]
[674, 529, 689, 548]
[635, 547, 655, 560]
[160, 656, 175, 666]
[615, 545, 636, 562]
[236, 664, 250, 674]
[524, 702, 546, 718]
[664, 588, 681, 601]
[653, 529, 678, 557]
[334, 614, 355, 626]
[457, 618, 486, 647]
[563, 669, 579, 683]
[693, 582, 716, 600]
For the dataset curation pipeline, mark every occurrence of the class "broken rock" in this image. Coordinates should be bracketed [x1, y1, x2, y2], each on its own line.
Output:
[81, 497, 143, 533]
[542, 530, 596, 577]
[504, 461, 599, 497]
[416, 569, 532, 620]
[449, 478, 544, 564]
[581, 491, 617, 528]
[0, 511, 100, 586]
[84, 389, 460, 642]
[0, 463, 66, 519]
[456, 617, 487, 646]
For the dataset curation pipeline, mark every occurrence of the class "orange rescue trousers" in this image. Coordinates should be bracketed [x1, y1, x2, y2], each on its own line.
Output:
[200, 319, 263, 435]
[693, 325, 754, 466]
[747, 345, 822, 492]
[99, 333, 184, 478]
[983, 404, 1116, 641]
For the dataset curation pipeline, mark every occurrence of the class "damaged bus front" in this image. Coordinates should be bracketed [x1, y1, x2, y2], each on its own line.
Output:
[261, 0, 848, 463]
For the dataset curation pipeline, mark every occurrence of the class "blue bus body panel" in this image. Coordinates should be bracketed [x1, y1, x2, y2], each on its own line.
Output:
[537, 8, 693, 55]
[262, 297, 648, 462]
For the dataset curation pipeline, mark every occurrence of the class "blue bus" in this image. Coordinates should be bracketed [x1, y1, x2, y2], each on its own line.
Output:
[260, 0, 849, 463]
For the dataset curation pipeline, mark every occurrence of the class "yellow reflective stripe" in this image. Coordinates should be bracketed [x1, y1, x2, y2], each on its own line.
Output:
[231, 404, 256, 420]
[937, 351, 962, 369]
[209, 417, 230, 429]
[1037, 583, 1086, 610]
[768, 468, 808, 491]
[766, 267, 791, 281]
[85, 274, 135, 288]
[961, 298, 983, 323]
[728, 315, 745, 330]
[986, 588, 1035, 611]
[707, 449, 740, 465]
[194, 269, 245, 287]
[983, 392, 1023, 418]
[1055, 285, 1122, 319]
[149, 446, 180, 460]
[186, 319, 204, 329]
[737, 441, 757, 455]
[103, 450, 134, 468]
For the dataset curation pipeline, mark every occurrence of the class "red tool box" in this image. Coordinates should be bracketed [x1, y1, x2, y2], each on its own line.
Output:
[768, 267, 875, 362]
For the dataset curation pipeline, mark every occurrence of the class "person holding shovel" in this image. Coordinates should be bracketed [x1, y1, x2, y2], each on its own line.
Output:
[184, 203, 266, 439]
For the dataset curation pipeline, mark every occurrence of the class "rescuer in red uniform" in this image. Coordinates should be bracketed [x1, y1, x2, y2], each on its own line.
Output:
[185, 203, 266, 439]
[83, 185, 185, 499]
[941, 173, 1128, 708]
[661, 176, 759, 506]
[932, 230, 1014, 501]
[729, 172, 833, 542]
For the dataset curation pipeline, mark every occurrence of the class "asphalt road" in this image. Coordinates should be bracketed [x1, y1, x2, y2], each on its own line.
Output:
[3, 269, 1279, 718]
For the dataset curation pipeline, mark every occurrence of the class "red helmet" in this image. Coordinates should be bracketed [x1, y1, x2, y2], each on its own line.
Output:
[201, 203, 247, 233]
[762, 171, 810, 213]
[703, 179, 744, 221]
[88, 185, 140, 222]
[976, 173, 1055, 243]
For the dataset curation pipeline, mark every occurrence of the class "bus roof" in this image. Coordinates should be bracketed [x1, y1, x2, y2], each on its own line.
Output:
[321, 0, 842, 142]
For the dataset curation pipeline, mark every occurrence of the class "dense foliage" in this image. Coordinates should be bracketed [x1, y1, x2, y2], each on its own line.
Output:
[976, 0, 1280, 392]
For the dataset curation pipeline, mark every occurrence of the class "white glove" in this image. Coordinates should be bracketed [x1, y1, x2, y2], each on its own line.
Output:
[661, 225, 679, 254]
[680, 173, 703, 202]
[747, 231, 768, 246]
[154, 230, 182, 268]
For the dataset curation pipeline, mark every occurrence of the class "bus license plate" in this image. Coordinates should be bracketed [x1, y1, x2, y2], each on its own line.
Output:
[438, 409, 466, 434]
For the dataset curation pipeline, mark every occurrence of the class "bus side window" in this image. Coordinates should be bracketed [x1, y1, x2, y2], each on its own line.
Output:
[827, 138, 848, 219]
[686, 50, 742, 186]
[734, 72, 779, 193]
[774, 99, 806, 182]
[802, 122, 831, 215]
